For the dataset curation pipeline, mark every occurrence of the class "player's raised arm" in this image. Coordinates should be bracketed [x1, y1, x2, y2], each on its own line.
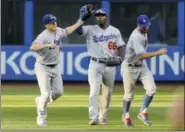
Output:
[65, 20, 84, 35]
[65, 4, 96, 35]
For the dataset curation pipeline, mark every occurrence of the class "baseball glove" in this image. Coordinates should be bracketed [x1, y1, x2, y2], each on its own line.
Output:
[99, 56, 122, 67]
[79, 4, 96, 21]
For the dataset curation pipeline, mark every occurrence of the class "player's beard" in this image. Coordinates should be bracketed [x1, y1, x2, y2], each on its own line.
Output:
[98, 20, 107, 29]
[140, 27, 149, 33]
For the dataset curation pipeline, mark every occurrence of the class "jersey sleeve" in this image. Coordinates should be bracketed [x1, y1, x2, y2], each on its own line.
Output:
[59, 28, 67, 38]
[132, 35, 145, 56]
[116, 30, 126, 48]
[32, 34, 45, 44]
[76, 26, 83, 35]
[82, 25, 92, 36]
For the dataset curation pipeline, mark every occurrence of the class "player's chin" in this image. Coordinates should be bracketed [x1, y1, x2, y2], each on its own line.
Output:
[52, 27, 57, 31]
[141, 28, 149, 33]
[99, 22, 106, 26]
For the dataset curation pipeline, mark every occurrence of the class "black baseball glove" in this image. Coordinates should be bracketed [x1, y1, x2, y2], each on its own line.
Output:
[99, 56, 122, 67]
[79, 4, 96, 21]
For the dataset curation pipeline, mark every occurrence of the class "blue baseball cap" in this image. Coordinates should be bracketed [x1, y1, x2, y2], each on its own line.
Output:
[43, 14, 57, 25]
[137, 14, 151, 27]
[95, 9, 107, 16]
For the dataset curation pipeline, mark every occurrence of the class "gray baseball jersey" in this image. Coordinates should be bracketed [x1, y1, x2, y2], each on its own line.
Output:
[32, 27, 67, 65]
[124, 28, 148, 66]
[82, 25, 125, 58]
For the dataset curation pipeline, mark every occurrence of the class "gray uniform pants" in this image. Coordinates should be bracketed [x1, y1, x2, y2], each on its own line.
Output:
[88, 60, 116, 120]
[121, 61, 156, 102]
[35, 62, 63, 112]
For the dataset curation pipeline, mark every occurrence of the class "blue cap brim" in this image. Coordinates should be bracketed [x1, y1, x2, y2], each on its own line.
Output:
[48, 20, 57, 23]
[44, 20, 57, 25]
[139, 22, 151, 27]
[95, 9, 107, 16]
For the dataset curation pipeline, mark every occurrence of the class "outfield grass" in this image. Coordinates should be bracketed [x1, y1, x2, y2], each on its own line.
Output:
[1, 84, 183, 131]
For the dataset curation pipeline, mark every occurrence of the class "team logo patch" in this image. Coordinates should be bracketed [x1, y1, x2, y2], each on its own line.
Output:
[54, 40, 60, 45]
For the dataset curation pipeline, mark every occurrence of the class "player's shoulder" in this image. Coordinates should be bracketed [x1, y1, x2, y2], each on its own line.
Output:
[109, 25, 119, 31]
[56, 27, 61, 30]
[109, 25, 121, 34]
[83, 25, 95, 28]
[56, 27, 65, 32]
[37, 29, 47, 38]
[57, 27, 66, 30]
[88, 25, 104, 30]
[81, 25, 95, 32]
[130, 29, 143, 39]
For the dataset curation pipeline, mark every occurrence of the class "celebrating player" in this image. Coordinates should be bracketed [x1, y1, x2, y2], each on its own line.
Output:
[120, 14, 167, 127]
[76, 8, 125, 125]
[30, 5, 95, 127]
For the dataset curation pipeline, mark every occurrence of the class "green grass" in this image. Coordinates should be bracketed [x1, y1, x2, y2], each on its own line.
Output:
[1, 85, 182, 131]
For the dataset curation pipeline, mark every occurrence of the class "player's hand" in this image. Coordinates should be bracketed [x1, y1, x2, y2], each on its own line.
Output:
[157, 48, 167, 55]
[45, 43, 57, 49]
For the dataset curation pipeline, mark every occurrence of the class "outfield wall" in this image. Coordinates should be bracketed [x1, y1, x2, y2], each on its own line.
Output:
[1, 45, 184, 81]
[1, 1, 184, 82]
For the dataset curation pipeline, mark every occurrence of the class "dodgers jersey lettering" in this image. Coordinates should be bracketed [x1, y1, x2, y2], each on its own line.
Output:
[82, 25, 125, 58]
[32, 27, 67, 65]
[124, 28, 148, 65]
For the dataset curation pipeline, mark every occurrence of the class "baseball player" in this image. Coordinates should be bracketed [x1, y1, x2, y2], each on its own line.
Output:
[120, 14, 167, 127]
[76, 8, 125, 125]
[30, 7, 93, 127]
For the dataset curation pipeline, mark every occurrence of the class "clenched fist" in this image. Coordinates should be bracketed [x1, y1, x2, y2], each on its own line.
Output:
[157, 48, 167, 55]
